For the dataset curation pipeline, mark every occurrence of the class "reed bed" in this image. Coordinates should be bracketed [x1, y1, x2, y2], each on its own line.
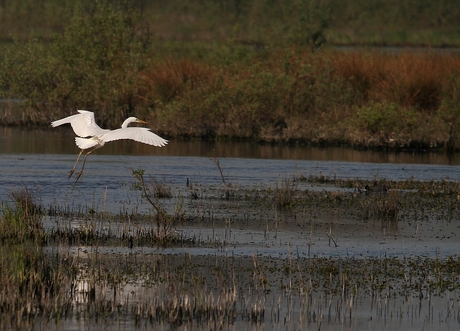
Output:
[2, 174, 460, 330]
[2, 247, 460, 330]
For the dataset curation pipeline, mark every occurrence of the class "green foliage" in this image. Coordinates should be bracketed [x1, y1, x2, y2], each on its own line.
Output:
[1, 0, 460, 47]
[155, 51, 354, 142]
[0, 0, 152, 126]
[1, 1, 460, 150]
[327, 0, 460, 46]
[353, 102, 417, 135]
[0, 39, 57, 122]
[436, 76, 460, 150]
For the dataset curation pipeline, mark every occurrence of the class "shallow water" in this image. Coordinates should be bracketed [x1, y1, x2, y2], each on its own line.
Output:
[2, 128, 460, 259]
[2, 128, 460, 331]
[2, 127, 460, 213]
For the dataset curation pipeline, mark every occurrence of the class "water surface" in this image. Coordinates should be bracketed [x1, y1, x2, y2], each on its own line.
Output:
[1, 127, 460, 212]
[2, 128, 460, 331]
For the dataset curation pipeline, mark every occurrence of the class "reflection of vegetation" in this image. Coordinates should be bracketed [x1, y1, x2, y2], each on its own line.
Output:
[2, 248, 460, 330]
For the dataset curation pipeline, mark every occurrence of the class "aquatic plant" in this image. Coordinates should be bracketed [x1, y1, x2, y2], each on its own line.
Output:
[1, 174, 460, 330]
[0, 246, 76, 330]
[0, 188, 45, 243]
[274, 175, 299, 208]
[210, 154, 234, 200]
[132, 168, 185, 244]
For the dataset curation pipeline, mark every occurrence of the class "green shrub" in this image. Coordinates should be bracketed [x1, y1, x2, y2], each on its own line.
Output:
[353, 101, 417, 135]
[0, 0, 152, 127]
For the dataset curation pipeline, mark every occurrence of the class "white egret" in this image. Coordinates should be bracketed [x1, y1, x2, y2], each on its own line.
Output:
[51, 110, 168, 180]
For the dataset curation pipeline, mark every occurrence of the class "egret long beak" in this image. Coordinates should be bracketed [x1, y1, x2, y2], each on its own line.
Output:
[137, 119, 148, 125]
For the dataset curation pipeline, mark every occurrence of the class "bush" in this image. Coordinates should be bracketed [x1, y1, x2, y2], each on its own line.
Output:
[0, 0, 152, 127]
[353, 102, 417, 135]
[152, 50, 356, 142]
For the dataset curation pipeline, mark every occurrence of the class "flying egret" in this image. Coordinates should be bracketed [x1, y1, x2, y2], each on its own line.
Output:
[51, 110, 168, 180]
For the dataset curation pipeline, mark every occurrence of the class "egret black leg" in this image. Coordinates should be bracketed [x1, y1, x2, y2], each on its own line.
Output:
[75, 147, 99, 181]
[69, 150, 84, 179]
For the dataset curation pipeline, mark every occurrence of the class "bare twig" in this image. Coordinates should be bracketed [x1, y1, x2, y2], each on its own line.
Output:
[210, 154, 230, 200]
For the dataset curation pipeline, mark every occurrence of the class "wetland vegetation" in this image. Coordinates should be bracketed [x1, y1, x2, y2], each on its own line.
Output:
[1, 0, 460, 151]
[1, 167, 460, 330]
[1, 2, 460, 328]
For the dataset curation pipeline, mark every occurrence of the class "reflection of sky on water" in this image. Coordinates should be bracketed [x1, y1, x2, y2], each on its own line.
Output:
[1, 152, 460, 213]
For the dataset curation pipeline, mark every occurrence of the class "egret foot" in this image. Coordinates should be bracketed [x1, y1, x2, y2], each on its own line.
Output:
[76, 171, 84, 181]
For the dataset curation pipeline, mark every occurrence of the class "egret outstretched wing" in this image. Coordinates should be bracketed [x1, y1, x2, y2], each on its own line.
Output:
[51, 110, 107, 137]
[100, 127, 168, 147]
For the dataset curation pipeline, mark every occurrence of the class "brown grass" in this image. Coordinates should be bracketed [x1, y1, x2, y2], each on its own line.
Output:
[140, 57, 215, 103]
[137, 50, 460, 149]
[332, 51, 460, 111]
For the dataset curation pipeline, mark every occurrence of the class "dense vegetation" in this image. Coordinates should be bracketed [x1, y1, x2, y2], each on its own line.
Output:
[1, 0, 460, 150]
[1, 0, 460, 46]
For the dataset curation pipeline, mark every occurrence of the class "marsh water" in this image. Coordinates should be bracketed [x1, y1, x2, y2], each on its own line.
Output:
[2, 127, 460, 330]
[2, 126, 460, 217]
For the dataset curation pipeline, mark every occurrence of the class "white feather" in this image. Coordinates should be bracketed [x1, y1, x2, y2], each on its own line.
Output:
[51, 110, 168, 180]
[100, 127, 168, 147]
[52, 110, 168, 149]
[75, 137, 102, 150]
[51, 110, 108, 138]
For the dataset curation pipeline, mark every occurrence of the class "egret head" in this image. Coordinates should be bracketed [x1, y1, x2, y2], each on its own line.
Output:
[122, 117, 148, 128]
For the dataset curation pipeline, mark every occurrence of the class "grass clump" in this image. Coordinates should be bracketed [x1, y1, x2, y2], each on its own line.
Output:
[0, 188, 45, 243]
[274, 175, 299, 208]
[0, 246, 75, 330]
[132, 168, 185, 244]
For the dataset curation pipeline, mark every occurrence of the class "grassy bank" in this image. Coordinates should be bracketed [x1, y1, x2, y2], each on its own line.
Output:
[1, 1, 460, 151]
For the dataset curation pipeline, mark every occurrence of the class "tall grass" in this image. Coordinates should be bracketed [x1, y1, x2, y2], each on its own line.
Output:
[332, 51, 460, 111]
[0, 188, 45, 243]
[149, 50, 460, 149]
[0, 246, 75, 330]
[131, 168, 183, 242]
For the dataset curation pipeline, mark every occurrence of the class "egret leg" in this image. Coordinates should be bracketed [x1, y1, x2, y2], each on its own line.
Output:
[69, 150, 84, 179]
[75, 147, 99, 181]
